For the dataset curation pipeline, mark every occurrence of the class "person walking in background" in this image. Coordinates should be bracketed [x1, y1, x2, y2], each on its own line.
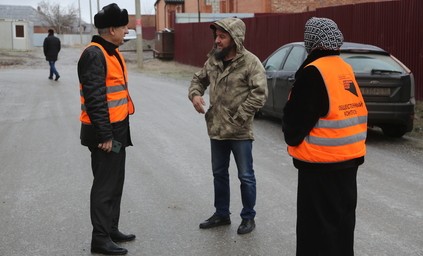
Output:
[78, 3, 135, 255]
[43, 29, 61, 81]
[282, 17, 368, 256]
[188, 17, 267, 235]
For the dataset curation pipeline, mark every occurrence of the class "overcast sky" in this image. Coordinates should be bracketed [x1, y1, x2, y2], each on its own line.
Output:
[1, 0, 156, 23]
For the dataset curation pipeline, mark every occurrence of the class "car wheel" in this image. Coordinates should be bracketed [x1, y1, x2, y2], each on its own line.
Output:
[381, 125, 407, 138]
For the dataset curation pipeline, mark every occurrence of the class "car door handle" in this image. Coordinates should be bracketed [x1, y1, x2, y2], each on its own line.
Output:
[288, 77, 295, 82]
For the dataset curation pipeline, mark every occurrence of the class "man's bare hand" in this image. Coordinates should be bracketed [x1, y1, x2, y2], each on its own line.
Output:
[98, 139, 113, 153]
[192, 95, 206, 114]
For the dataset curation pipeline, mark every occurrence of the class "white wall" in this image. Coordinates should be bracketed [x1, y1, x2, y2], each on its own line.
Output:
[0, 20, 32, 50]
[33, 33, 92, 47]
[175, 13, 254, 23]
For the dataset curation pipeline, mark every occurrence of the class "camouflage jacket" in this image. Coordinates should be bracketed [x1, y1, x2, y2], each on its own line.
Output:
[188, 18, 268, 140]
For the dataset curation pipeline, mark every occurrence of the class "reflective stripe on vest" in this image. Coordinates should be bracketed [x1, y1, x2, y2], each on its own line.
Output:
[81, 97, 128, 111]
[79, 42, 134, 124]
[288, 56, 368, 163]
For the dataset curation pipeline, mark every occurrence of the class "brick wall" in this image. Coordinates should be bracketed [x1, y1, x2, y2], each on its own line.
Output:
[181, 0, 395, 14]
[236, 0, 271, 12]
[128, 15, 156, 28]
[274, 0, 396, 13]
[184, 0, 209, 13]
[196, 0, 399, 13]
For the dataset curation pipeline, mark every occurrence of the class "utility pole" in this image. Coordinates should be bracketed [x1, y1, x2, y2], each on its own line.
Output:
[197, 0, 200, 23]
[89, 0, 93, 27]
[135, 0, 143, 69]
[78, 0, 82, 44]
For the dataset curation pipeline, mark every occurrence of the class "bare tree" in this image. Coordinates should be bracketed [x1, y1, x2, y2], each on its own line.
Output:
[37, 0, 79, 34]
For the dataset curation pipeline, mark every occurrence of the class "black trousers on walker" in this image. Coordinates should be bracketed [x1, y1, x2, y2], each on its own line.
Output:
[89, 146, 126, 242]
[296, 166, 358, 256]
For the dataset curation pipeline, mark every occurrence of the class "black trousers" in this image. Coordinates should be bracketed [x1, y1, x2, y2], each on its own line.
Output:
[296, 166, 358, 256]
[89, 147, 126, 242]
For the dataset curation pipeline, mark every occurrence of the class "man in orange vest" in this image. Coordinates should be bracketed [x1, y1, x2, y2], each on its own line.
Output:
[77, 3, 135, 255]
[282, 17, 368, 256]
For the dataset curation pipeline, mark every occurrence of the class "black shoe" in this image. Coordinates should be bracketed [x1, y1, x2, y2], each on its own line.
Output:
[48, 76, 53, 80]
[55, 75, 60, 81]
[91, 240, 128, 255]
[199, 214, 231, 229]
[237, 219, 255, 234]
[110, 230, 136, 243]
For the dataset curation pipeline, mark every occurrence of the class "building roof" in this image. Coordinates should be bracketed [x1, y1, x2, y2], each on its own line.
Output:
[0, 5, 48, 26]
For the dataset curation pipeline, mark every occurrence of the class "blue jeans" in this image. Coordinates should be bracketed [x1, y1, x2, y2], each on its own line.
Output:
[210, 139, 256, 220]
[48, 60, 59, 78]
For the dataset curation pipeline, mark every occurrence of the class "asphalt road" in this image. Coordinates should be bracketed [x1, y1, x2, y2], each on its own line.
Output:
[0, 47, 422, 256]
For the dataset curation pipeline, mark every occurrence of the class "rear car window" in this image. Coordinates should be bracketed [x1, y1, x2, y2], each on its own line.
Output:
[340, 53, 406, 73]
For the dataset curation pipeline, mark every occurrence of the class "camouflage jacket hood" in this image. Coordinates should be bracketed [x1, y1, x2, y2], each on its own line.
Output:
[188, 18, 268, 140]
[209, 17, 245, 56]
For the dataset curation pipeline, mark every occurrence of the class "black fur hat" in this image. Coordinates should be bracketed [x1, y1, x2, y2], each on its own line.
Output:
[94, 3, 128, 29]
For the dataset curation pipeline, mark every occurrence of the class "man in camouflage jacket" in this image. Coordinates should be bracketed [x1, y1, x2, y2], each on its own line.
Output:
[188, 17, 267, 235]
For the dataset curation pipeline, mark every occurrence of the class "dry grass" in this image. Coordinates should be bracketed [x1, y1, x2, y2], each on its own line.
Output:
[125, 53, 197, 81]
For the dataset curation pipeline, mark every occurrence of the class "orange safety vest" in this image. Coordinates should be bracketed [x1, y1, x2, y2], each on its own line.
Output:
[80, 42, 134, 124]
[288, 56, 368, 163]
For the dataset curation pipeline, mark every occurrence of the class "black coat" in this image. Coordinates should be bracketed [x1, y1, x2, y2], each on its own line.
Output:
[43, 35, 61, 61]
[77, 36, 132, 148]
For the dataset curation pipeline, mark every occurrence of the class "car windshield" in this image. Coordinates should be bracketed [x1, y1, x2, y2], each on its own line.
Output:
[340, 53, 405, 74]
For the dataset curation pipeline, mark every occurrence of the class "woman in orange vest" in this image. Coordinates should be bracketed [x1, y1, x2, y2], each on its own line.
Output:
[282, 17, 368, 256]
[77, 3, 135, 255]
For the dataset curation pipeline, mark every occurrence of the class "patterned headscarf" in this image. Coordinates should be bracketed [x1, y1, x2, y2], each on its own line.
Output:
[304, 17, 344, 54]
